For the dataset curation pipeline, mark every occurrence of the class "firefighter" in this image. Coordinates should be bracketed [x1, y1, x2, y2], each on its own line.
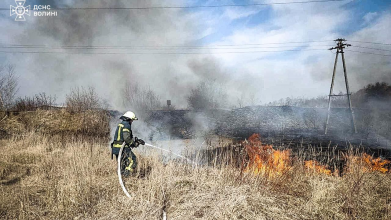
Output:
[111, 111, 145, 176]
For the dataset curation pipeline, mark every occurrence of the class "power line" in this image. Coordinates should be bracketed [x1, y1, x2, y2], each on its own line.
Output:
[0, 44, 334, 50]
[2, 40, 389, 56]
[351, 45, 391, 52]
[0, 48, 327, 55]
[0, 0, 348, 10]
[193, 40, 334, 46]
[0, 49, 388, 57]
[349, 40, 391, 46]
[345, 49, 391, 57]
[0, 41, 334, 49]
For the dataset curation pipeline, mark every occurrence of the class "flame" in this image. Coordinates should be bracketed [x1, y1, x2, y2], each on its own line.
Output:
[244, 134, 390, 178]
[347, 153, 390, 173]
[244, 134, 291, 178]
[304, 160, 332, 175]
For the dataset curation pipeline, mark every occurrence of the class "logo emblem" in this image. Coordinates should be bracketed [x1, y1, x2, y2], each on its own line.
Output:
[10, 0, 30, 21]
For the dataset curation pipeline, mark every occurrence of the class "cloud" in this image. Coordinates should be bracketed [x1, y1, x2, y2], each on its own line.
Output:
[204, 2, 390, 102]
[346, 12, 391, 90]
[222, 7, 260, 21]
[363, 12, 378, 25]
[202, 2, 346, 102]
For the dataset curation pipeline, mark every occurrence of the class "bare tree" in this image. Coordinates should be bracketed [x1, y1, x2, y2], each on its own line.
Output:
[123, 84, 162, 112]
[237, 92, 245, 108]
[66, 86, 105, 112]
[34, 93, 57, 108]
[303, 109, 321, 129]
[187, 80, 228, 110]
[14, 93, 57, 111]
[0, 65, 18, 110]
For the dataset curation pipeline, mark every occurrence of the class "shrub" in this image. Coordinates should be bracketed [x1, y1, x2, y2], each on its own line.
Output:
[66, 86, 107, 112]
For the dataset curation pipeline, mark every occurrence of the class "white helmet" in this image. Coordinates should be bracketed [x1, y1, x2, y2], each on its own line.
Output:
[121, 111, 138, 120]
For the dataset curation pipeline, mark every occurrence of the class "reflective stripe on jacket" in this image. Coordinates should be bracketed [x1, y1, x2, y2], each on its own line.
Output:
[112, 120, 133, 148]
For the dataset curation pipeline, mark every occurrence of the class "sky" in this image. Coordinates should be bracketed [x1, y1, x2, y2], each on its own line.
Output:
[0, 0, 390, 109]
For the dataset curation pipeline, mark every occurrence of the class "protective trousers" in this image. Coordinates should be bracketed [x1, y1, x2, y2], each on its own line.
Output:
[116, 147, 137, 174]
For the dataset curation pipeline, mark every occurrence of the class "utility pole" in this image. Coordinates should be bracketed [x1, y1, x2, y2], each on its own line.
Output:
[325, 38, 357, 134]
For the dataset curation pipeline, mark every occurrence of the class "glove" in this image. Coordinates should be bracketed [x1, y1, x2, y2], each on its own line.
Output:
[138, 139, 145, 145]
[134, 137, 145, 146]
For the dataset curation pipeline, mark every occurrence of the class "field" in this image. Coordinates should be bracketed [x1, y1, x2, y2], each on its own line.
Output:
[1, 111, 391, 219]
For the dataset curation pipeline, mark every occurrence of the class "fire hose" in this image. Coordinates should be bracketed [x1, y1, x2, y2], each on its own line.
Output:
[117, 143, 132, 198]
[117, 142, 195, 199]
[144, 143, 195, 164]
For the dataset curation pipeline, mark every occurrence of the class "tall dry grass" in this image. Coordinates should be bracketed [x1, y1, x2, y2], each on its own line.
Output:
[0, 109, 109, 137]
[0, 132, 390, 219]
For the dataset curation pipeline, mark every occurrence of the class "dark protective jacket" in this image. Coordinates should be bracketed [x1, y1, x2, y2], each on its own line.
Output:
[112, 120, 134, 155]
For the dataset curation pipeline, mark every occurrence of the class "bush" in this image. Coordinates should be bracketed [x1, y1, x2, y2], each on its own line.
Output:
[13, 93, 56, 111]
[66, 86, 107, 112]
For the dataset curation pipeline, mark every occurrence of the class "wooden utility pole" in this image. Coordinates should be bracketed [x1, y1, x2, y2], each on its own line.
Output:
[325, 38, 357, 134]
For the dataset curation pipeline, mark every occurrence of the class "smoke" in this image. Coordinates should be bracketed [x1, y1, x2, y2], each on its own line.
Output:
[1, 0, 389, 114]
[0, 0, 190, 108]
[0, 0, 265, 110]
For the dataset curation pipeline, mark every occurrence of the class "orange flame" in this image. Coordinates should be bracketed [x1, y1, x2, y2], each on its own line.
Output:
[347, 153, 390, 173]
[244, 134, 291, 178]
[244, 134, 390, 177]
[304, 160, 332, 175]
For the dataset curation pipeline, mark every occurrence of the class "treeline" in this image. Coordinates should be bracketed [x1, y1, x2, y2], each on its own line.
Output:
[0, 64, 230, 113]
[2, 63, 390, 113]
[5, 87, 108, 113]
[0, 64, 151, 113]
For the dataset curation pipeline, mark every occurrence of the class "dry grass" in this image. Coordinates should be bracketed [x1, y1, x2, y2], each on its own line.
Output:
[0, 132, 390, 219]
[0, 109, 109, 137]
